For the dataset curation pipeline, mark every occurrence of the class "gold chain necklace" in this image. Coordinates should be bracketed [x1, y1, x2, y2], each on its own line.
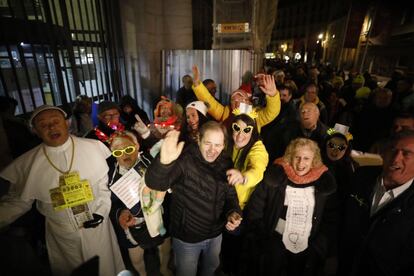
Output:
[43, 136, 75, 174]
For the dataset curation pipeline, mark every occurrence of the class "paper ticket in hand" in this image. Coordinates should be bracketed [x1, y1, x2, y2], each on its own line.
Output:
[110, 168, 141, 209]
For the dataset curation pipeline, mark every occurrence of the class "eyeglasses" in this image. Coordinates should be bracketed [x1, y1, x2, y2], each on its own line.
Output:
[103, 113, 120, 120]
[327, 142, 347, 151]
[232, 123, 253, 134]
[112, 146, 136, 157]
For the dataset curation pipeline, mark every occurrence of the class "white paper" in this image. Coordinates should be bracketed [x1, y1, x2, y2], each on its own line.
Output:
[238, 102, 253, 114]
[351, 150, 383, 166]
[334, 123, 349, 135]
[70, 204, 93, 229]
[110, 168, 141, 209]
[283, 186, 315, 253]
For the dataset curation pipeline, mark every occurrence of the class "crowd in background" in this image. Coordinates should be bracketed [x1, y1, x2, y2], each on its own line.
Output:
[0, 59, 414, 276]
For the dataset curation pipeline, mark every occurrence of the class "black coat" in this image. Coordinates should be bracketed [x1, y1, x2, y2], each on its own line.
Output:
[176, 86, 197, 108]
[107, 153, 164, 249]
[243, 165, 337, 275]
[270, 120, 328, 161]
[261, 100, 298, 161]
[339, 166, 414, 276]
[145, 144, 241, 243]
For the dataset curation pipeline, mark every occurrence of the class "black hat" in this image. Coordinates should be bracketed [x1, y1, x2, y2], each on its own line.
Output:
[98, 101, 120, 114]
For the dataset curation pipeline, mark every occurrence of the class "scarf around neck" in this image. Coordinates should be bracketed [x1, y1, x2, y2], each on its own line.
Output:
[274, 157, 328, 185]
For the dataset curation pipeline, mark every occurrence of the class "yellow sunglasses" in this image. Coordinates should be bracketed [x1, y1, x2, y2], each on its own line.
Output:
[111, 145, 136, 157]
[232, 123, 253, 134]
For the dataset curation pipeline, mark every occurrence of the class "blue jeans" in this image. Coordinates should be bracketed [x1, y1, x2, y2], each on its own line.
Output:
[172, 235, 222, 276]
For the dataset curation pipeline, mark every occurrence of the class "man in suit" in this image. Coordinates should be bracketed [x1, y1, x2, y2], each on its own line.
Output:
[339, 130, 414, 276]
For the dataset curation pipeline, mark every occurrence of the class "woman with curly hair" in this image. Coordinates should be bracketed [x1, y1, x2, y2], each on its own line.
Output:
[243, 138, 337, 276]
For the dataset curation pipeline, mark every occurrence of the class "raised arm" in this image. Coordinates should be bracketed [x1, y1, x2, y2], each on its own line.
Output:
[145, 130, 185, 191]
[192, 65, 230, 121]
[256, 74, 281, 131]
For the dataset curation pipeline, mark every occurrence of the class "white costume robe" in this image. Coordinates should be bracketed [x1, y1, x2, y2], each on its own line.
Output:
[0, 135, 125, 276]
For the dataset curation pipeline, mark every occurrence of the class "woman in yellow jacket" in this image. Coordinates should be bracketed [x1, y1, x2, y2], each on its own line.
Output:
[191, 65, 281, 132]
[221, 111, 269, 275]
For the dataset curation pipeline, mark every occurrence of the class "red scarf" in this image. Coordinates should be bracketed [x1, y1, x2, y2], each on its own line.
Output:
[274, 158, 328, 185]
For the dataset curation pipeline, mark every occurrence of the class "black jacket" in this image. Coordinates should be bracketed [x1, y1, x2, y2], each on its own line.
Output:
[339, 166, 414, 276]
[270, 120, 328, 161]
[145, 144, 241, 243]
[107, 153, 164, 249]
[246, 165, 337, 256]
[243, 164, 337, 275]
[261, 100, 298, 160]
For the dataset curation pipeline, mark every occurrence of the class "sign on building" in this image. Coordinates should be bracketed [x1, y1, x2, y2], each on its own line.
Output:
[217, 23, 250, 33]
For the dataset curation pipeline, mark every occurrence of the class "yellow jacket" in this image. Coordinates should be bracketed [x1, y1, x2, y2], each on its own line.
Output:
[192, 83, 281, 132]
[232, 140, 269, 209]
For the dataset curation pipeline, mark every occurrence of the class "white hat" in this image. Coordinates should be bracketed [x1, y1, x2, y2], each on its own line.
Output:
[186, 101, 208, 117]
[333, 123, 350, 136]
[29, 105, 67, 128]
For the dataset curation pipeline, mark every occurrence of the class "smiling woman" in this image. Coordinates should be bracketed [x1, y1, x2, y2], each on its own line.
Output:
[244, 137, 337, 276]
[221, 113, 268, 275]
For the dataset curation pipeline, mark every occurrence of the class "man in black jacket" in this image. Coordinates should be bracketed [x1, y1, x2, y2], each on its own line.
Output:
[85, 101, 122, 146]
[145, 121, 242, 276]
[270, 102, 328, 161]
[339, 130, 414, 276]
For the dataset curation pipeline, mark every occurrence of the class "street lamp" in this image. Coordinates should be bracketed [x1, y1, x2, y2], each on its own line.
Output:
[318, 33, 323, 39]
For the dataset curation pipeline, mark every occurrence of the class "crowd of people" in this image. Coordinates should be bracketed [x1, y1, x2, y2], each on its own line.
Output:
[0, 60, 414, 276]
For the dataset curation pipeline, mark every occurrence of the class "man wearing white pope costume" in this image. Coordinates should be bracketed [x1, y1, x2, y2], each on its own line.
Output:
[0, 105, 124, 276]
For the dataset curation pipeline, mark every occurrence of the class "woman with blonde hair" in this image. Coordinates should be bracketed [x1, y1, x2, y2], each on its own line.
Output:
[243, 138, 337, 276]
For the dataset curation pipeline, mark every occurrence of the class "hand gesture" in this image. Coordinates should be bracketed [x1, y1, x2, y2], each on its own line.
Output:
[133, 114, 150, 137]
[160, 130, 185, 165]
[118, 209, 135, 230]
[257, 74, 278, 97]
[226, 212, 242, 231]
[192, 65, 201, 86]
[226, 169, 245, 186]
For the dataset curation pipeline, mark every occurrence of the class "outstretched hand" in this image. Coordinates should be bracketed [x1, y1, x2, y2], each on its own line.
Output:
[160, 130, 185, 165]
[256, 74, 278, 97]
[192, 65, 201, 86]
[226, 169, 245, 186]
